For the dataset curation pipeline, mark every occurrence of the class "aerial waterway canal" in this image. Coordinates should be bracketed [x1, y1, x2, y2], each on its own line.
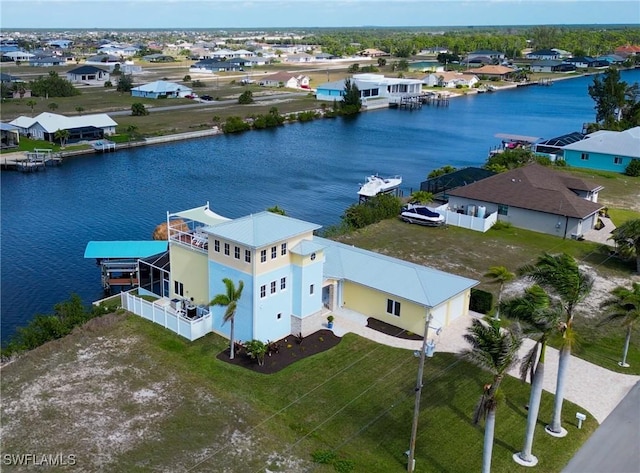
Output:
[2, 69, 638, 341]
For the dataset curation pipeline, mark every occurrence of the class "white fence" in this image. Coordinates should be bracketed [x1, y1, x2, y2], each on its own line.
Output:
[121, 292, 212, 341]
[436, 205, 498, 233]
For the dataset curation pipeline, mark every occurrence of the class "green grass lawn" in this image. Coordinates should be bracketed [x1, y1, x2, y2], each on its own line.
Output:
[92, 316, 601, 472]
[1, 313, 598, 472]
[334, 218, 640, 376]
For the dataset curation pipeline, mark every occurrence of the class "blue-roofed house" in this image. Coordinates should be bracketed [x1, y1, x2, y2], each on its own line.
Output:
[122, 204, 478, 343]
[131, 80, 193, 99]
[561, 127, 640, 173]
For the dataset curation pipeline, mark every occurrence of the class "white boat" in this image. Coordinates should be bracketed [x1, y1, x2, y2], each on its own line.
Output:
[400, 203, 445, 226]
[357, 174, 402, 199]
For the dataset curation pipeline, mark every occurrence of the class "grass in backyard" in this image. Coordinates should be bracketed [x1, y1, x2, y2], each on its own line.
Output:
[0, 313, 596, 472]
[607, 207, 640, 226]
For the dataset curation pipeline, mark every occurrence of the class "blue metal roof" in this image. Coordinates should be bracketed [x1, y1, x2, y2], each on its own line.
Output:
[317, 237, 478, 308]
[84, 241, 168, 259]
[203, 212, 321, 248]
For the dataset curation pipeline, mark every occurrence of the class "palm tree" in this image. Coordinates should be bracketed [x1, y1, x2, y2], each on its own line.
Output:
[610, 219, 640, 273]
[409, 190, 434, 204]
[484, 266, 515, 320]
[519, 252, 593, 436]
[125, 124, 139, 144]
[599, 282, 640, 367]
[500, 285, 561, 465]
[461, 318, 522, 473]
[209, 278, 244, 359]
[54, 129, 70, 148]
[26, 99, 37, 116]
[48, 102, 59, 112]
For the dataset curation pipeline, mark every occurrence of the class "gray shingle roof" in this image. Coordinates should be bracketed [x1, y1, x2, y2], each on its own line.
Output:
[448, 164, 603, 218]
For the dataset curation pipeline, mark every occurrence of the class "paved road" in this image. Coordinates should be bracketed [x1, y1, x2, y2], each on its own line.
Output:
[562, 380, 640, 473]
[107, 92, 309, 116]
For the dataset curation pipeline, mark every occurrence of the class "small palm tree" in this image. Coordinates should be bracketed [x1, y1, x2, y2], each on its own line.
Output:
[519, 252, 593, 436]
[599, 282, 640, 367]
[409, 190, 434, 204]
[500, 285, 561, 465]
[48, 102, 59, 112]
[461, 318, 522, 473]
[610, 219, 640, 273]
[54, 129, 70, 148]
[75, 106, 85, 115]
[26, 99, 37, 115]
[209, 278, 244, 359]
[125, 124, 139, 143]
[484, 266, 515, 320]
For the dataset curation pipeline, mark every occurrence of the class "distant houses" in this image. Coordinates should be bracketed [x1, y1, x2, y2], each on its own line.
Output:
[66, 65, 110, 84]
[316, 73, 423, 109]
[131, 80, 193, 99]
[259, 72, 310, 89]
[9, 112, 117, 143]
[561, 127, 640, 173]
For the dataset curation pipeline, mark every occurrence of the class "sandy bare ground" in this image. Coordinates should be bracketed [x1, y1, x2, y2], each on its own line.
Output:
[0, 314, 308, 473]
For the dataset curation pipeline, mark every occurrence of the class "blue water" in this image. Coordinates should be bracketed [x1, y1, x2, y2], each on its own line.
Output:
[2, 70, 638, 341]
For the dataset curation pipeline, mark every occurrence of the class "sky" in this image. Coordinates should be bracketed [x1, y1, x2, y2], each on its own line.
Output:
[0, 0, 639, 30]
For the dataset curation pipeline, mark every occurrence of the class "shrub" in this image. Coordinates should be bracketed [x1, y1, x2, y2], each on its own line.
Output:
[625, 158, 640, 177]
[311, 450, 337, 464]
[243, 340, 267, 366]
[341, 193, 402, 230]
[1, 295, 109, 360]
[470, 288, 493, 314]
[222, 116, 251, 133]
[131, 102, 149, 116]
[238, 90, 254, 104]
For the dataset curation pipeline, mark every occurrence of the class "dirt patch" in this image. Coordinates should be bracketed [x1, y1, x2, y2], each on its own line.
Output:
[502, 264, 640, 317]
[217, 330, 341, 374]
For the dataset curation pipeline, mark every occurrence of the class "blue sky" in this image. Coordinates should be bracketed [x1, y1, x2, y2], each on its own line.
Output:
[1, 0, 639, 29]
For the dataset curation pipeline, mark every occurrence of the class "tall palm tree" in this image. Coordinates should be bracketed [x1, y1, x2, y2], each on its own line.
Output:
[461, 318, 522, 473]
[209, 278, 244, 359]
[599, 282, 640, 367]
[484, 266, 515, 320]
[519, 252, 593, 436]
[500, 285, 561, 465]
[610, 219, 640, 274]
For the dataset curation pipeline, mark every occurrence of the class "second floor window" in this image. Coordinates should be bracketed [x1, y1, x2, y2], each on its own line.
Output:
[224, 243, 230, 256]
[260, 249, 267, 262]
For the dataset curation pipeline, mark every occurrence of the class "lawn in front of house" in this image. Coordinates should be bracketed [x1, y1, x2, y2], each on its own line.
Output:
[0, 313, 596, 472]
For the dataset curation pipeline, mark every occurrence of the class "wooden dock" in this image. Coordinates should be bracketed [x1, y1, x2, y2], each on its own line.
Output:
[1, 149, 63, 172]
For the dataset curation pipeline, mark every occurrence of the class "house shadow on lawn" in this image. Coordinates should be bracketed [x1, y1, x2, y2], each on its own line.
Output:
[217, 330, 341, 374]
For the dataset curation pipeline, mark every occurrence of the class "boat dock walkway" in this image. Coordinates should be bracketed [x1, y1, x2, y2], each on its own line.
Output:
[1, 148, 63, 172]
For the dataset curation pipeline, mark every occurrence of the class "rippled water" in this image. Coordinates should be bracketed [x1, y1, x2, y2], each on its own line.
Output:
[2, 70, 638, 341]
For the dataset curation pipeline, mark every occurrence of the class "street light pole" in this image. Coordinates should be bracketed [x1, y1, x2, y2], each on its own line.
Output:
[407, 312, 432, 472]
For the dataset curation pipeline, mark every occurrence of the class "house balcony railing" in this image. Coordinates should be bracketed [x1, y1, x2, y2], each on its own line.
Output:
[121, 292, 212, 341]
[168, 225, 208, 253]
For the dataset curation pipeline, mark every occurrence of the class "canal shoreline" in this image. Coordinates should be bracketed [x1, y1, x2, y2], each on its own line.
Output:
[0, 70, 616, 170]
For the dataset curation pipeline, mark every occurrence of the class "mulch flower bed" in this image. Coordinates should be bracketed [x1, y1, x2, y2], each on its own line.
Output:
[217, 330, 342, 374]
[366, 317, 423, 340]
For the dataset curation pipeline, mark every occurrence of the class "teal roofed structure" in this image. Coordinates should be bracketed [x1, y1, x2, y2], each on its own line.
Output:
[84, 241, 168, 259]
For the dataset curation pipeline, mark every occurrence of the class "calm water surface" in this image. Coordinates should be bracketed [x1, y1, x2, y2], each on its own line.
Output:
[2, 70, 638, 340]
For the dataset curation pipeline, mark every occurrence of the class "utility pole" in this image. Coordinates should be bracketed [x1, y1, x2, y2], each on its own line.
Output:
[407, 312, 433, 472]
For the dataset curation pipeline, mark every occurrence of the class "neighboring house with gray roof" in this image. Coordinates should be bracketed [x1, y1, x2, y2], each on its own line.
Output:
[447, 163, 604, 239]
[9, 112, 117, 143]
[131, 80, 193, 99]
[66, 65, 110, 84]
[122, 205, 478, 343]
[561, 126, 640, 173]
